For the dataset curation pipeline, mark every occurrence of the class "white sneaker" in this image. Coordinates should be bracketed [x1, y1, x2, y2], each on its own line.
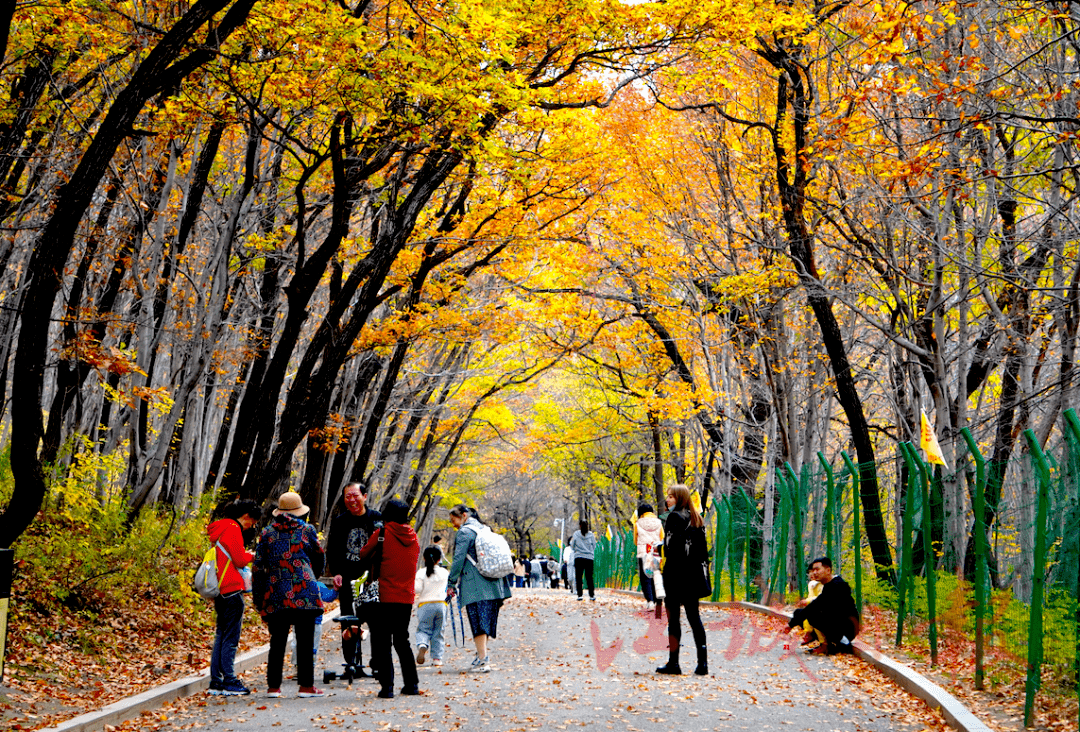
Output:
[416, 645, 428, 664]
[433, 659, 443, 667]
[470, 656, 489, 672]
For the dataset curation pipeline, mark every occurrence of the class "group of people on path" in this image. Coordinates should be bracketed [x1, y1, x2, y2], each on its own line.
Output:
[205, 484, 510, 699]
[205, 481, 859, 700]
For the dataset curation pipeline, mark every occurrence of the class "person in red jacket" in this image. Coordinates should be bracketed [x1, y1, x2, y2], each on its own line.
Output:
[359, 498, 420, 699]
[206, 499, 260, 696]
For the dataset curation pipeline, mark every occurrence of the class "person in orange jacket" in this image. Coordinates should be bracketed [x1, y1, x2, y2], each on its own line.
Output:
[206, 499, 260, 696]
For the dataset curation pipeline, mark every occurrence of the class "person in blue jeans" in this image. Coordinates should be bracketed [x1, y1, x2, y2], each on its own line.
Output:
[206, 499, 260, 696]
[414, 545, 449, 666]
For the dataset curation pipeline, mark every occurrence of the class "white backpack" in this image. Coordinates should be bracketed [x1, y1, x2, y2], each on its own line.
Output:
[467, 525, 514, 579]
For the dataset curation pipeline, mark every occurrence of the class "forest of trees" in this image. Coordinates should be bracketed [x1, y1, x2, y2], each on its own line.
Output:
[1, 0, 1077, 596]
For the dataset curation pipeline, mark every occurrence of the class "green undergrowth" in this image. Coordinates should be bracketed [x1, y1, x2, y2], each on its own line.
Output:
[0, 444, 218, 640]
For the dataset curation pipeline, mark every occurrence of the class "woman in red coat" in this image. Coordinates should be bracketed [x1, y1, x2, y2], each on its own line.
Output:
[206, 499, 259, 696]
[360, 498, 420, 698]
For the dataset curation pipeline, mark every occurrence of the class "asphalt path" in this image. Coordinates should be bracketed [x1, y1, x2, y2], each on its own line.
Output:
[162, 589, 925, 732]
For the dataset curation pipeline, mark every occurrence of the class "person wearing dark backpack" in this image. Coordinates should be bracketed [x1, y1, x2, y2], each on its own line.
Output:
[206, 499, 259, 696]
[656, 484, 710, 676]
[447, 505, 512, 673]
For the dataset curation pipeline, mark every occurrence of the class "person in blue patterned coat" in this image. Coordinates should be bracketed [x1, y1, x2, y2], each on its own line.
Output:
[252, 492, 326, 698]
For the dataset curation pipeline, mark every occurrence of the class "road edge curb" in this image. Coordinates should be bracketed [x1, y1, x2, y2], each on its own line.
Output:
[39, 609, 342, 732]
[611, 589, 993, 732]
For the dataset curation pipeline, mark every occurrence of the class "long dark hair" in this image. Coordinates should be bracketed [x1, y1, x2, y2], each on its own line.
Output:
[423, 545, 443, 576]
[667, 484, 703, 528]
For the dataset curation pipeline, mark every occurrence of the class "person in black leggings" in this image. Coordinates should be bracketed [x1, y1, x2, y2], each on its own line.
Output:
[569, 520, 597, 601]
[656, 484, 709, 676]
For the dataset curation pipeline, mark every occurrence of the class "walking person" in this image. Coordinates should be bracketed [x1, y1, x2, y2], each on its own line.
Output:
[359, 498, 421, 698]
[327, 482, 383, 678]
[414, 545, 450, 667]
[206, 499, 260, 696]
[252, 492, 327, 698]
[633, 502, 664, 610]
[513, 556, 526, 588]
[569, 520, 597, 601]
[446, 505, 513, 672]
[656, 484, 711, 676]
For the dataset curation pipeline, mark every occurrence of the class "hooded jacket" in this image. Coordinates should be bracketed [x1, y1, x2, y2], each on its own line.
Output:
[359, 520, 420, 605]
[206, 518, 254, 596]
[634, 513, 664, 558]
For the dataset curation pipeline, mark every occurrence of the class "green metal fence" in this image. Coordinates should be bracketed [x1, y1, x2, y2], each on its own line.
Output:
[599, 408, 1080, 725]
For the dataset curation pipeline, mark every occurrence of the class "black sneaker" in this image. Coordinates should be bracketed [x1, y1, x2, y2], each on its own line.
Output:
[208, 679, 224, 696]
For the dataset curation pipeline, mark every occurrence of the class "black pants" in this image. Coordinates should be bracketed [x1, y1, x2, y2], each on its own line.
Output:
[339, 579, 374, 669]
[665, 596, 707, 652]
[637, 558, 656, 603]
[371, 602, 419, 693]
[266, 609, 319, 689]
[575, 557, 595, 598]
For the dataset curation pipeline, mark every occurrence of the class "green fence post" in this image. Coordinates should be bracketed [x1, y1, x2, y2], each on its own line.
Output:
[818, 452, 836, 567]
[712, 498, 724, 602]
[785, 463, 805, 597]
[898, 443, 917, 647]
[1064, 408, 1080, 721]
[742, 487, 753, 602]
[960, 427, 988, 690]
[729, 497, 737, 601]
[1022, 429, 1052, 728]
[840, 451, 863, 615]
[910, 443, 939, 666]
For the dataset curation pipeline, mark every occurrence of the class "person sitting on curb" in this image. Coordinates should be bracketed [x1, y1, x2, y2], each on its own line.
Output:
[787, 556, 859, 655]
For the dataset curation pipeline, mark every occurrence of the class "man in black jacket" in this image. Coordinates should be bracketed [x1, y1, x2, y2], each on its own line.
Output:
[788, 557, 859, 655]
[328, 482, 383, 676]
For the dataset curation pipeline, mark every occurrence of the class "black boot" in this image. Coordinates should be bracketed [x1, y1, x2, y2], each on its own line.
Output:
[694, 645, 708, 676]
[656, 646, 681, 675]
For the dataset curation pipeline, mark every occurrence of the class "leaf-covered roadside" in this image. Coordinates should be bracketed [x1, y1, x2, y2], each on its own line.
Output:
[0, 486, 273, 732]
[839, 602, 1078, 732]
[0, 591, 268, 731]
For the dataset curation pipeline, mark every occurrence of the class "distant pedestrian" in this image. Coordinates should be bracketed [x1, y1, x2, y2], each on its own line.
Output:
[656, 484, 710, 676]
[569, 520, 597, 601]
[414, 545, 450, 667]
[529, 555, 543, 588]
[633, 503, 664, 609]
[206, 499, 260, 696]
[446, 505, 513, 672]
[252, 492, 326, 698]
[513, 556, 526, 588]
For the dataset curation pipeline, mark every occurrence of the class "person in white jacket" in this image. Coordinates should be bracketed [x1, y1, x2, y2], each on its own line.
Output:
[633, 503, 664, 608]
[414, 545, 450, 666]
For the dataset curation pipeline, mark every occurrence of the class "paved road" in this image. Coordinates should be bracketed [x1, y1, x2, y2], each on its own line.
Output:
[153, 590, 925, 732]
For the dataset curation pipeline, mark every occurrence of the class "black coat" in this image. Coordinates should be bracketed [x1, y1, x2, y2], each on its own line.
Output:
[788, 575, 860, 644]
[661, 508, 712, 601]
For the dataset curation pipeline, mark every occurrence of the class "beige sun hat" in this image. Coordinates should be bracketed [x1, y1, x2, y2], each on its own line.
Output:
[272, 491, 310, 518]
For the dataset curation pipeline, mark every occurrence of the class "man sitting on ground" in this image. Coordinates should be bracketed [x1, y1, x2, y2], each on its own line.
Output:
[787, 556, 859, 655]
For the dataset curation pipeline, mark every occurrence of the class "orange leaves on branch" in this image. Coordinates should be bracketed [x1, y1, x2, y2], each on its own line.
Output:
[309, 413, 354, 453]
[58, 330, 145, 378]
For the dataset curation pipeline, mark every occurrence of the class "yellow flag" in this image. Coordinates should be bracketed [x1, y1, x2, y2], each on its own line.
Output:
[605, 524, 612, 540]
[690, 490, 702, 515]
[920, 409, 948, 468]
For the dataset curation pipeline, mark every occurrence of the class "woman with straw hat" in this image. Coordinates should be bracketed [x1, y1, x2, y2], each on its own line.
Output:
[253, 492, 326, 698]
